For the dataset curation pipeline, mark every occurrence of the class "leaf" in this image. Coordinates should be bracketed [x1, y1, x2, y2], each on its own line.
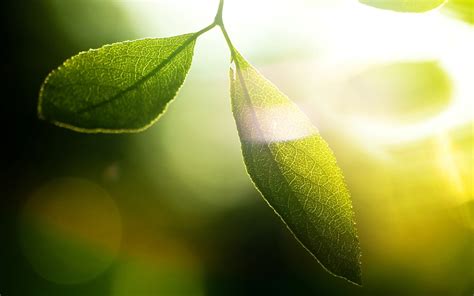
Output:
[38, 33, 197, 133]
[229, 52, 362, 284]
[442, 0, 474, 24]
[359, 0, 446, 12]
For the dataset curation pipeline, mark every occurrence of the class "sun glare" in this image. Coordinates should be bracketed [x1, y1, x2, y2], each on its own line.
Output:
[116, 0, 473, 146]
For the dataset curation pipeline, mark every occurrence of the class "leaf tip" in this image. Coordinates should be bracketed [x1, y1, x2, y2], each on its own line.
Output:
[330, 251, 363, 286]
[347, 268, 363, 286]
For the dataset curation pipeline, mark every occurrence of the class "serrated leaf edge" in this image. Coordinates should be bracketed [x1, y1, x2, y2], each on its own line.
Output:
[229, 55, 363, 286]
[38, 34, 198, 134]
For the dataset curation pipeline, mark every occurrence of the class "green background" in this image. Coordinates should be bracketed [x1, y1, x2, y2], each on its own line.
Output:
[1, 0, 473, 295]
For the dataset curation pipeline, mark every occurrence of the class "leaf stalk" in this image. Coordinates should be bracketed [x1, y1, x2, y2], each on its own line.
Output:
[196, 0, 236, 60]
[214, 0, 236, 58]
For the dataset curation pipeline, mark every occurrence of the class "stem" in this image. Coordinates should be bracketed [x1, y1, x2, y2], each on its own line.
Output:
[214, 0, 237, 59]
[219, 25, 236, 59]
[214, 0, 225, 24]
[193, 0, 223, 37]
[196, 0, 237, 59]
[195, 22, 216, 37]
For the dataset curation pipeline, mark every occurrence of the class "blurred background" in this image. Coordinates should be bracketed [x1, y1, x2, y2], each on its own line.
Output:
[1, 0, 473, 295]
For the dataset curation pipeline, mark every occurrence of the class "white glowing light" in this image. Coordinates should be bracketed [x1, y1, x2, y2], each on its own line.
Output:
[117, 0, 273, 37]
[116, 0, 473, 147]
[239, 104, 316, 143]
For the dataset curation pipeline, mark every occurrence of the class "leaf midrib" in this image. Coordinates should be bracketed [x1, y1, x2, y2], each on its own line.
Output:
[76, 34, 198, 114]
[234, 59, 315, 203]
[233, 58, 357, 272]
[233, 59, 319, 234]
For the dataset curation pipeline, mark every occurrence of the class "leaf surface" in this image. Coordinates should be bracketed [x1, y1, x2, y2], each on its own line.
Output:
[359, 0, 446, 12]
[229, 52, 362, 284]
[39, 33, 197, 133]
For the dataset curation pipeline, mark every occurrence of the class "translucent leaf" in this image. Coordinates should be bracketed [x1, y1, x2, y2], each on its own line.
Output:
[38, 34, 197, 133]
[359, 0, 446, 12]
[229, 51, 362, 284]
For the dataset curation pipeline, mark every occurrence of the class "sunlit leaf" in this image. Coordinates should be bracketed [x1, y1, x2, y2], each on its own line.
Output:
[38, 34, 197, 133]
[442, 0, 474, 24]
[229, 51, 362, 284]
[359, 0, 446, 12]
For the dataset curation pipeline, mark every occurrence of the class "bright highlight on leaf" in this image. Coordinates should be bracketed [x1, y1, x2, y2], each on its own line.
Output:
[359, 0, 446, 12]
[229, 52, 362, 285]
[39, 34, 198, 133]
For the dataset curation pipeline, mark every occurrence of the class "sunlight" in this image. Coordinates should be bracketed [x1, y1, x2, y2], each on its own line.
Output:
[116, 0, 271, 36]
[116, 0, 473, 147]
[310, 2, 474, 146]
[238, 104, 315, 143]
[435, 133, 467, 203]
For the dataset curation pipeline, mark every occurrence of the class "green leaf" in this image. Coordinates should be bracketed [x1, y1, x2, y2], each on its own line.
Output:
[442, 0, 474, 24]
[229, 52, 362, 284]
[38, 33, 197, 133]
[359, 0, 446, 12]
